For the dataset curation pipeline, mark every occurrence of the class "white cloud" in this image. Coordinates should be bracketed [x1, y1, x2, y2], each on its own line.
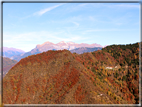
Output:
[20, 4, 64, 19]
[72, 22, 79, 27]
[34, 4, 63, 16]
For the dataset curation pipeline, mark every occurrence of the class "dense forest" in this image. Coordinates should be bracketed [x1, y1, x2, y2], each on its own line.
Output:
[102, 42, 140, 104]
[3, 42, 140, 104]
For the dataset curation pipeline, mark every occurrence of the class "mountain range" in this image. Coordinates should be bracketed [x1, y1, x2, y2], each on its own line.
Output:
[10, 41, 103, 61]
[3, 42, 140, 104]
[35, 41, 103, 51]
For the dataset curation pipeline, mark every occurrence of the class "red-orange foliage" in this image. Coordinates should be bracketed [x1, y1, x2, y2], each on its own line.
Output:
[55, 67, 79, 103]
[11, 50, 67, 69]
[14, 74, 22, 102]
[64, 53, 68, 57]
[107, 77, 113, 84]
[74, 84, 87, 103]
[10, 78, 14, 89]
[42, 79, 46, 84]
[81, 71, 92, 82]
[21, 98, 26, 103]
[94, 66, 98, 70]
[3, 48, 139, 104]
[136, 74, 139, 80]
[94, 51, 105, 61]
[3, 80, 9, 87]
[134, 89, 139, 94]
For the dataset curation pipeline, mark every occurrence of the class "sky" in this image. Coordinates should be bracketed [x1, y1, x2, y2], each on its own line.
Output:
[3, 2, 140, 52]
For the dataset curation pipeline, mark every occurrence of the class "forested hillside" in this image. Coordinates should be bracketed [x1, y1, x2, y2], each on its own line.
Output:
[3, 42, 140, 104]
[102, 42, 139, 66]
[102, 42, 140, 104]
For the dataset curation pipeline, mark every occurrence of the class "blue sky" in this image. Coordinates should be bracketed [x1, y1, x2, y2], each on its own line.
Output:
[3, 3, 140, 52]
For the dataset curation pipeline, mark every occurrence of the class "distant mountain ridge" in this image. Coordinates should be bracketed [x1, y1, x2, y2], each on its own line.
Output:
[11, 41, 103, 61]
[1, 57, 17, 78]
[70, 47, 102, 54]
[1, 47, 25, 58]
[35, 41, 103, 52]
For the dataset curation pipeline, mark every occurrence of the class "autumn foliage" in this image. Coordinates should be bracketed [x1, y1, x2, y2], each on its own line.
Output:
[3, 42, 140, 104]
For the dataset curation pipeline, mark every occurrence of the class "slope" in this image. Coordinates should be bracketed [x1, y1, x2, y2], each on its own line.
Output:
[2, 50, 115, 104]
[102, 42, 140, 104]
[3, 50, 95, 104]
[2, 57, 17, 77]
[3, 42, 139, 104]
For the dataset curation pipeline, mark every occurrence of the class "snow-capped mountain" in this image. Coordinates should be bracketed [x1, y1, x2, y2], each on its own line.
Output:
[11, 41, 103, 61]
[36, 41, 103, 51]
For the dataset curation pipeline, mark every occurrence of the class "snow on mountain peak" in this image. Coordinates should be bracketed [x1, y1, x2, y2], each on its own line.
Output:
[67, 41, 75, 44]
[43, 41, 52, 44]
[37, 41, 54, 47]
[35, 41, 103, 51]
[59, 41, 66, 43]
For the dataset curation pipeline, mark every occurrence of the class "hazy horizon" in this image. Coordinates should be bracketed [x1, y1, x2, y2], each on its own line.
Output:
[3, 3, 140, 52]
